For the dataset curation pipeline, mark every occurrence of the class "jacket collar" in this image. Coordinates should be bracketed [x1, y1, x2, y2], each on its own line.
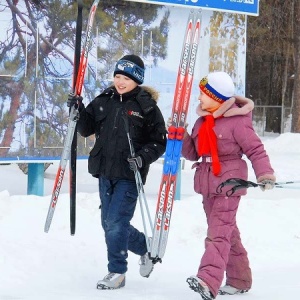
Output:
[196, 96, 254, 118]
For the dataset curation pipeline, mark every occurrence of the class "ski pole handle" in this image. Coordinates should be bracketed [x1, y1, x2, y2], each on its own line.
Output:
[217, 177, 300, 196]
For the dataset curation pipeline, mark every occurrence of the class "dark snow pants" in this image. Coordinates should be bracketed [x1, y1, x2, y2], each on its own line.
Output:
[99, 177, 147, 274]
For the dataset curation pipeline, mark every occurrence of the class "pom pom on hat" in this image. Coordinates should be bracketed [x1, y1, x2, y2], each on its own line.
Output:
[114, 54, 145, 84]
[199, 71, 235, 103]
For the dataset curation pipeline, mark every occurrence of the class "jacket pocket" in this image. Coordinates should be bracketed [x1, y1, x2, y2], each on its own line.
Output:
[193, 162, 204, 194]
[120, 190, 138, 218]
[128, 114, 144, 141]
[88, 144, 103, 177]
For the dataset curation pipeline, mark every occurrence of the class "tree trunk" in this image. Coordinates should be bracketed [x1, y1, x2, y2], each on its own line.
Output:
[292, 0, 300, 132]
[0, 82, 23, 156]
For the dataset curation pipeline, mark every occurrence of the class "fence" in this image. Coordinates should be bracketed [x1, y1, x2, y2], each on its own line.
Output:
[252, 105, 292, 136]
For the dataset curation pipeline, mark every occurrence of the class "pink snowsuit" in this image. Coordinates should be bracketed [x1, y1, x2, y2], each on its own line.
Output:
[181, 104, 275, 298]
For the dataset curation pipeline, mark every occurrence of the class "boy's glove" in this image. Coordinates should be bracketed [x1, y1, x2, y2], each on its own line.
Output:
[127, 156, 143, 172]
[258, 179, 275, 191]
[67, 93, 83, 108]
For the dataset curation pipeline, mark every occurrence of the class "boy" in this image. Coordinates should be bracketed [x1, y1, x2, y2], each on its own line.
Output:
[68, 54, 167, 290]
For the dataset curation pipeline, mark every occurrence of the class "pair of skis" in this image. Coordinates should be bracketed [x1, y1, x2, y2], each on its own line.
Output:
[44, 0, 100, 234]
[150, 10, 202, 262]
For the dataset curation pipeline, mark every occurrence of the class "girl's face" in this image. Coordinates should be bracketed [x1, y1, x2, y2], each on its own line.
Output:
[198, 91, 220, 112]
[114, 74, 138, 94]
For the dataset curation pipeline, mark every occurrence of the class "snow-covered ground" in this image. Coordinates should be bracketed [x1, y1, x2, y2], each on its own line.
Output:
[1, 133, 300, 299]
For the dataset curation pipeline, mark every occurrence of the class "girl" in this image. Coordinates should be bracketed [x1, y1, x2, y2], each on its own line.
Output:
[182, 71, 276, 299]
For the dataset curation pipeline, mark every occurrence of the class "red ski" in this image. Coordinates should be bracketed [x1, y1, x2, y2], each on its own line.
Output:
[150, 9, 202, 261]
[44, 0, 100, 233]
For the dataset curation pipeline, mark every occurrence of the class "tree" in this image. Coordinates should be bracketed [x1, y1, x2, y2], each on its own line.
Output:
[291, 0, 300, 132]
[246, 0, 295, 133]
[0, 0, 170, 157]
[207, 11, 246, 84]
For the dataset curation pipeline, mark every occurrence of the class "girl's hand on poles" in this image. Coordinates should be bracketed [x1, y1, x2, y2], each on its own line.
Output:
[259, 179, 275, 191]
[166, 117, 189, 135]
[257, 174, 276, 191]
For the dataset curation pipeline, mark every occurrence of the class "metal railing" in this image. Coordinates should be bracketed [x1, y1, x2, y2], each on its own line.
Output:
[252, 105, 292, 136]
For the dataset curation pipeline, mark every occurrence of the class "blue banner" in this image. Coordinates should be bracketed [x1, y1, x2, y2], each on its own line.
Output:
[126, 0, 259, 16]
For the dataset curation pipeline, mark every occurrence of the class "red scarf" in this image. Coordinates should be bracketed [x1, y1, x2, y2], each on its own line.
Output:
[198, 115, 221, 176]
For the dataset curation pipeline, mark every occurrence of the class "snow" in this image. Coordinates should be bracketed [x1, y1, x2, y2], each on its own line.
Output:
[1, 133, 300, 299]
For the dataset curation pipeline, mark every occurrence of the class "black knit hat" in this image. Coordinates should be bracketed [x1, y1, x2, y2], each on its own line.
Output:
[114, 54, 145, 84]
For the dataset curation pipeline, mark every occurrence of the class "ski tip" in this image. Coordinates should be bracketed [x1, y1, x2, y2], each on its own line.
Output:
[44, 223, 50, 233]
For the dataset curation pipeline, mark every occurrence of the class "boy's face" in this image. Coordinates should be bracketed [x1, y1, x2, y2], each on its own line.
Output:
[198, 91, 221, 112]
[114, 74, 138, 95]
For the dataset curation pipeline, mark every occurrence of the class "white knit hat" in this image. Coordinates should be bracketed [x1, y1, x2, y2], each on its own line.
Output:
[199, 71, 235, 103]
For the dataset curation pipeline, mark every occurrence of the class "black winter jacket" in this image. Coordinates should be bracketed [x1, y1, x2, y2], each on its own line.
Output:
[77, 85, 167, 184]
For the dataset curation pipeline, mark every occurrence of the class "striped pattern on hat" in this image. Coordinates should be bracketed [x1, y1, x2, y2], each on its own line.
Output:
[199, 72, 235, 103]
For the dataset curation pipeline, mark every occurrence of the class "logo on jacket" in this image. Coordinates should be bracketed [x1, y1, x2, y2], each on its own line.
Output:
[128, 110, 144, 119]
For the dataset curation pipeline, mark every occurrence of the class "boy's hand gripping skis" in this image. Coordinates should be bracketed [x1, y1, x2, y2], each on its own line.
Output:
[150, 10, 202, 262]
[44, 0, 100, 233]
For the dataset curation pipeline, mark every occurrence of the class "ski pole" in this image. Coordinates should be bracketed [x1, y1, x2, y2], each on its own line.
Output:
[122, 115, 154, 253]
[217, 178, 300, 196]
